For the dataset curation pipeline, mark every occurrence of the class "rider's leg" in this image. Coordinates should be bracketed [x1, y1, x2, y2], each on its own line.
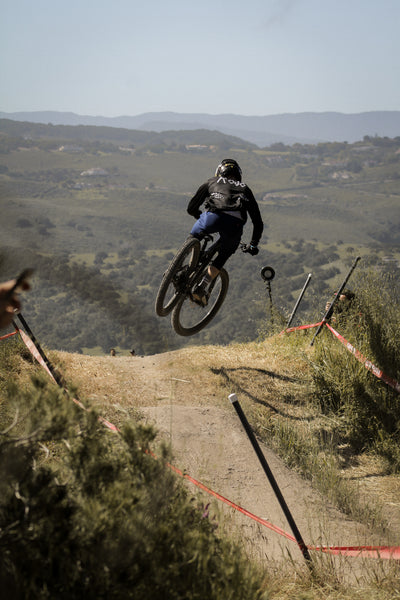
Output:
[211, 216, 243, 272]
[190, 212, 219, 239]
[191, 213, 242, 305]
[190, 213, 221, 304]
[207, 264, 220, 280]
[194, 264, 219, 294]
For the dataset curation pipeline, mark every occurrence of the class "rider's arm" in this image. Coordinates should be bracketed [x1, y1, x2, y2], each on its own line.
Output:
[246, 189, 264, 245]
[187, 182, 209, 219]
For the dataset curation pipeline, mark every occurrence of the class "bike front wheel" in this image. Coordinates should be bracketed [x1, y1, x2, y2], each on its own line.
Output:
[155, 237, 201, 317]
[171, 268, 229, 336]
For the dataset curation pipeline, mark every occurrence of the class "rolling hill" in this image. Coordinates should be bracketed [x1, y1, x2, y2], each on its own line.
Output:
[1, 109, 400, 146]
[0, 119, 399, 356]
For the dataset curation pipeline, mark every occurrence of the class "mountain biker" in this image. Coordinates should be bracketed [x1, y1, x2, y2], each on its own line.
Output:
[187, 158, 264, 305]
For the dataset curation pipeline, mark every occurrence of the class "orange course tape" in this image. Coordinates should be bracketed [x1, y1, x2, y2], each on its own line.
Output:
[0, 330, 19, 341]
[167, 460, 297, 542]
[325, 323, 400, 394]
[18, 327, 57, 383]
[173, 462, 400, 559]
[279, 322, 323, 336]
[280, 320, 400, 394]
[171, 462, 400, 559]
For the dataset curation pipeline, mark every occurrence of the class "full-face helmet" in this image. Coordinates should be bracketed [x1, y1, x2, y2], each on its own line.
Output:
[215, 158, 242, 181]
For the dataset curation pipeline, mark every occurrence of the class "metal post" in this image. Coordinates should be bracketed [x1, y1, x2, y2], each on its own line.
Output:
[14, 313, 64, 387]
[310, 256, 361, 346]
[286, 273, 312, 329]
[229, 393, 313, 567]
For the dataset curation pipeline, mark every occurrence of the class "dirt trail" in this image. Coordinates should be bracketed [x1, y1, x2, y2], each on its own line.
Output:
[57, 347, 398, 576]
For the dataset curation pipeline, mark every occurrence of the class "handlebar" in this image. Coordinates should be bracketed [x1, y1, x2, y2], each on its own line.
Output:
[200, 237, 257, 255]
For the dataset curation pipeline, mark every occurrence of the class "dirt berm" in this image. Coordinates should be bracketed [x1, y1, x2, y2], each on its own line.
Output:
[56, 337, 400, 578]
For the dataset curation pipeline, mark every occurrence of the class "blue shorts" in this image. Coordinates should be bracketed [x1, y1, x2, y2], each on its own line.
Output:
[190, 211, 243, 270]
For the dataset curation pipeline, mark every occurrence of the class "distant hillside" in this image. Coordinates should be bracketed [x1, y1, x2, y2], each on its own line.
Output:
[1, 124, 399, 355]
[1, 110, 400, 146]
[0, 118, 255, 150]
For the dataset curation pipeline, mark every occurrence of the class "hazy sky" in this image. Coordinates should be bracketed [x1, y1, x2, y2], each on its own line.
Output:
[1, 0, 399, 117]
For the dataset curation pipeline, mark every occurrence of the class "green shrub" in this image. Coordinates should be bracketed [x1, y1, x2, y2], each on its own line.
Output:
[311, 267, 400, 470]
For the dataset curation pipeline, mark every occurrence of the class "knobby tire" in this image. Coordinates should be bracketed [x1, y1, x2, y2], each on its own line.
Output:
[155, 237, 200, 317]
[171, 268, 229, 336]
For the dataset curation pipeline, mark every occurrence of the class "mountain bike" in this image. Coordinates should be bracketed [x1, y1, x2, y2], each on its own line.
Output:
[155, 235, 250, 336]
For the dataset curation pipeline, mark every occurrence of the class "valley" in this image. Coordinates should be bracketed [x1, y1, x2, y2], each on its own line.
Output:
[0, 120, 399, 355]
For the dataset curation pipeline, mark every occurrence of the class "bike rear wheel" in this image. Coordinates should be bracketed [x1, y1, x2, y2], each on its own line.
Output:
[171, 268, 229, 336]
[155, 237, 201, 317]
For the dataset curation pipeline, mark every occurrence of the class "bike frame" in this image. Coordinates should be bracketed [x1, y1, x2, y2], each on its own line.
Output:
[193, 235, 221, 277]
[193, 234, 247, 281]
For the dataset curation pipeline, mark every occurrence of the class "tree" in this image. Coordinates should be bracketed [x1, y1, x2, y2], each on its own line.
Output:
[94, 251, 108, 265]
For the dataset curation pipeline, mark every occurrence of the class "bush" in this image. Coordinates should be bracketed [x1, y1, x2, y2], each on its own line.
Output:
[0, 344, 264, 599]
[311, 267, 400, 470]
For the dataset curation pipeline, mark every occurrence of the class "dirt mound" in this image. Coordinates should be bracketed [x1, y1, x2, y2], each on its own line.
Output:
[55, 342, 399, 575]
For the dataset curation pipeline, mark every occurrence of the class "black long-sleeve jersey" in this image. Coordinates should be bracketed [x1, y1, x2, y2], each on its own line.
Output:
[187, 175, 264, 245]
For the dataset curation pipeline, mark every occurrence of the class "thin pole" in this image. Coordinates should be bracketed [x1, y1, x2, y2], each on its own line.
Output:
[229, 393, 313, 567]
[14, 313, 63, 387]
[266, 281, 273, 324]
[310, 256, 361, 346]
[286, 273, 312, 328]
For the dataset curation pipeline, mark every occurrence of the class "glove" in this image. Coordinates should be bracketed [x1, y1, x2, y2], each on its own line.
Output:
[245, 244, 259, 256]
